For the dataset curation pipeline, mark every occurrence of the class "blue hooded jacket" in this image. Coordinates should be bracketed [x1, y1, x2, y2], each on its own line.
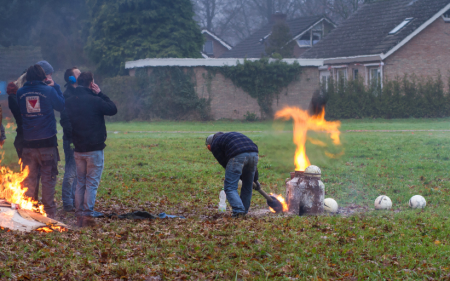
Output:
[16, 81, 65, 141]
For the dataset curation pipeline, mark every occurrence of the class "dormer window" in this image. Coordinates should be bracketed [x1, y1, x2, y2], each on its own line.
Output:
[443, 9, 450, 22]
[389, 18, 413, 35]
[203, 41, 213, 56]
[297, 32, 311, 47]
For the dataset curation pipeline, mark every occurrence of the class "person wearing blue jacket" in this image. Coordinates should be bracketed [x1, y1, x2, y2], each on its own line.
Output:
[16, 64, 65, 218]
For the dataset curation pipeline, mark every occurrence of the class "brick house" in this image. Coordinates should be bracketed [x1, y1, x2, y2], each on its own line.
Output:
[201, 30, 233, 58]
[220, 13, 335, 58]
[301, 0, 450, 87]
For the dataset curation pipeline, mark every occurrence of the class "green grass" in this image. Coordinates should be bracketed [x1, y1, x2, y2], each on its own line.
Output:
[1, 118, 450, 280]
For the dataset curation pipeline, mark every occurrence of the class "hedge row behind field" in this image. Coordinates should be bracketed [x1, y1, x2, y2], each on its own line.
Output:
[324, 74, 450, 119]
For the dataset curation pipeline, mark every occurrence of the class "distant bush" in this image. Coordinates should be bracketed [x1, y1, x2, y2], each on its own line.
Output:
[243, 111, 259, 122]
[103, 67, 211, 121]
[323, 74, 450, 119]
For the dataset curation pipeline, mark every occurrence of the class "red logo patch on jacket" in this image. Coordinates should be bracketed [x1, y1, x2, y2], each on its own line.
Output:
[26, 96, 41, 113]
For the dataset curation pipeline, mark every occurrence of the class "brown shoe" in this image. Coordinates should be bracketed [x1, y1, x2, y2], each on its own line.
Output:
[82, 216, 97, 227]
[76, 216, 83, 227]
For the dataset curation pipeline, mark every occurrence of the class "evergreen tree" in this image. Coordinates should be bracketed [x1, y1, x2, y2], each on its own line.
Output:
[85, 0, 204, 76]
[265, 21, 295, 58]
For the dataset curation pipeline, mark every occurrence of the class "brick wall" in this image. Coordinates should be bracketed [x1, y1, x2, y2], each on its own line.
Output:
[193, 66, 319, 119]
[384, 17, 450, 82]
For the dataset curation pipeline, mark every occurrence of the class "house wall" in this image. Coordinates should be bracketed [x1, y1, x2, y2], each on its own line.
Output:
[192, 66, 319, 119]
[204, 34, 229, 58]
[384, 17, 450, 82]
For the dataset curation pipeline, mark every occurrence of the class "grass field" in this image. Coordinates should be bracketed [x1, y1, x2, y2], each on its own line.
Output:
[1, 118, 450, 280]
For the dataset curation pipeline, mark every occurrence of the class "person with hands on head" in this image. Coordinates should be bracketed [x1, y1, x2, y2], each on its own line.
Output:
[60, 67, 81, 212]
[205, 132, 260, 218]
[65, 72, 117, 227]
[16, 64, 65, 219]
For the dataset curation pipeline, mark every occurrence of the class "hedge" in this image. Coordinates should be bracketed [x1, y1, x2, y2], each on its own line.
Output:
[324, 74, 450, 119]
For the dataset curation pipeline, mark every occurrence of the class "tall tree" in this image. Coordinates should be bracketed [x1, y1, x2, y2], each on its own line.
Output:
[86, 0, 204, 76]
[265, 21, 295, 58]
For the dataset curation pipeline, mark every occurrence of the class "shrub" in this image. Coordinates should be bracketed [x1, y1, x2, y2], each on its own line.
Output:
[243, 111, 259, 122]
[324, 74, 450, 119]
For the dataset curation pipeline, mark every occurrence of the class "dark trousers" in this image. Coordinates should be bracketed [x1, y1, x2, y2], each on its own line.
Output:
[15, 136, 40, 199]
[22, 147, 59, 218]
[61, 138, 77, 209]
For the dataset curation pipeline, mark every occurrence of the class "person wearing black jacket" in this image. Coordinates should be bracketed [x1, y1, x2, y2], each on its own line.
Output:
[205, 132, 259, 217]
[60, 67, 81, 212]
[65, 72, 117, 227]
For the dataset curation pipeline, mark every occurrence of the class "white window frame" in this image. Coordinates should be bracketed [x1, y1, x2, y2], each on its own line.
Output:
[368, 67, 381, 85]
[336, 68, 348, 81]
[320, 70, 331, 89]
[443, 9, 450, 22]
[203, 40, 214, 55]
[389, 18, 413, 35]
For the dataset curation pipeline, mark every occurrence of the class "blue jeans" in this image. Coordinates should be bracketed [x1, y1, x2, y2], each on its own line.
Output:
[224, 152, 258, 215]
[61, 138, 77, 210]
[74, 150, 104, 217]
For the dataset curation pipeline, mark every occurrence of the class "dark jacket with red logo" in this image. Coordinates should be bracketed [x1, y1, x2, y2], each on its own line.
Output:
[16, 81, 65, 141]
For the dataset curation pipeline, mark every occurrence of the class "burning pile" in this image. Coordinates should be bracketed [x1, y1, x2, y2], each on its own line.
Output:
[273, 106, 342, 215]
[0, 158, 68, 232]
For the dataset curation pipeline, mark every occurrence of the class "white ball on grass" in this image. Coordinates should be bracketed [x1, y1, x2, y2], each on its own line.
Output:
[409, 195, 426, 209]
[374, 195, 392, 210]
[324, 198, 338, 213]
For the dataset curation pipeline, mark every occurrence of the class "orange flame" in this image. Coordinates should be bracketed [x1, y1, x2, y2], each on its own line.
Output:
[268, 193, 288, 213]
[36, 225, 67, 233]
[0, 157, 47, 216]
[274, 107, 341, 171]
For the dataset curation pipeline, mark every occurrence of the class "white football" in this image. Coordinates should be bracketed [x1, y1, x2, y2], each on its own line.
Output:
[238, 180, 242, 188]
[409, 195, 426, 209]
[323, 198, 338, 213]
[374, 195, 392, 210]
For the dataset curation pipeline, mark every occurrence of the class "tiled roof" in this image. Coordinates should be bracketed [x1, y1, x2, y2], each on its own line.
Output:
[301, 0, 450, 59]
[0, 46, 43, 82]
[220, 15, 325, 58]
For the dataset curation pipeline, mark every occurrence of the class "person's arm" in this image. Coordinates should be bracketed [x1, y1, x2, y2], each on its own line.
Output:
[49, 87, 65, 112]
[97, 92, 118, 116]
[60, 109, 72, 140]
[52, 83, 63, 97]
[8, 95, 22, 128]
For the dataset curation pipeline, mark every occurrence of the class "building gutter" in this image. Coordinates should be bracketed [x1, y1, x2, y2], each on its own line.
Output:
[323, 54, 383, 65]
[125, 58, 324, 69]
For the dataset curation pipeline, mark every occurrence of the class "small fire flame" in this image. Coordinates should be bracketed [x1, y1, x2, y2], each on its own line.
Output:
[36, 225, 67, 233]
[0, 158, 47, 216]
[275, 107, 341, 171]
[4, 117, 16, 130]
[268, 193, 288, 213]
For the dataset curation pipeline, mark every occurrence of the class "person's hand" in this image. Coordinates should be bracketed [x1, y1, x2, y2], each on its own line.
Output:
[253, 181, 261, 191]
[0, 140, 4, 148]
[45, 77, 55, 87]
[91, 82, 101, 94]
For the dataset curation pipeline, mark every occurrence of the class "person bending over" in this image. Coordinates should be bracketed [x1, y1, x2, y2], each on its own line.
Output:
[205, 132, 260, 217]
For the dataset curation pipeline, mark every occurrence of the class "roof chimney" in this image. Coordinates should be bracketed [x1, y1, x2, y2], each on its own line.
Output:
[271, 11, 287, 23]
